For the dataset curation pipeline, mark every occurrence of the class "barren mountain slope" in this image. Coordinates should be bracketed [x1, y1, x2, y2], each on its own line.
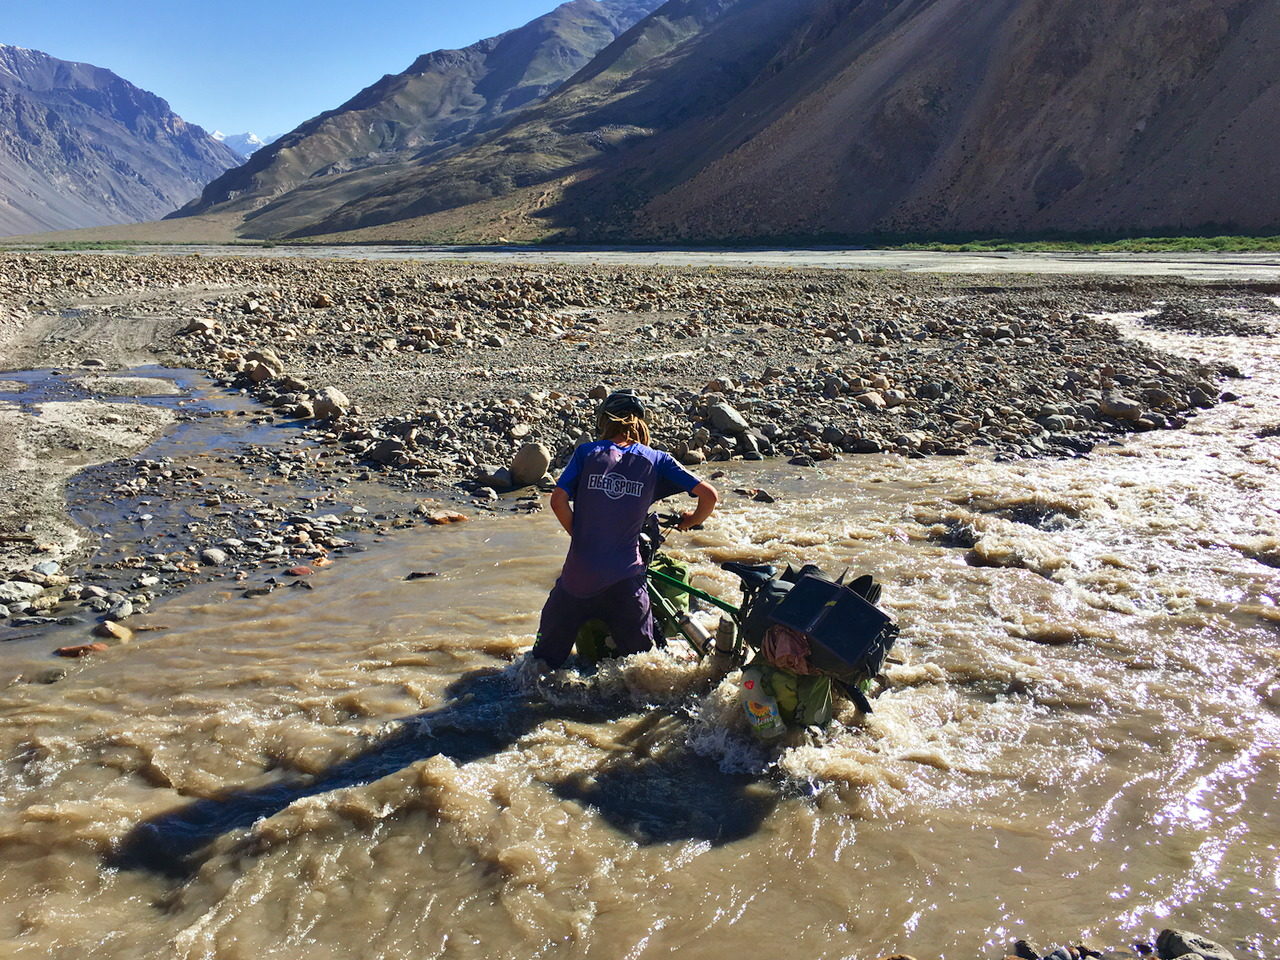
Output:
[282, 0, 1280, 243]
[265, 0, 821, 239]
[175, 0, 663, 230]
[0, 45, 240, 236]
[633, 0, 1280, 239]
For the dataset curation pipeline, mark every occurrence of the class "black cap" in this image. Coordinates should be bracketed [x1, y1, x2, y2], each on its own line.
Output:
[601, 390, 646, 420]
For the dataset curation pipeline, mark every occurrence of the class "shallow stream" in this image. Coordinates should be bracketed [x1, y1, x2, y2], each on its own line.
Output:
[0, 316, 1277, 959]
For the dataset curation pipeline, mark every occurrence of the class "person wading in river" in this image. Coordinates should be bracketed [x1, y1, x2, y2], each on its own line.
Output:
[529, 390, 719, 670]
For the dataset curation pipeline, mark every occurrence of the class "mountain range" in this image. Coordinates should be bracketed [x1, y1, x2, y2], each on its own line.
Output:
[0, 44, 240, 237]
[175, 0, 665, 237]
[168, 0, 1280, 243]
[9, 0, 1280, 243]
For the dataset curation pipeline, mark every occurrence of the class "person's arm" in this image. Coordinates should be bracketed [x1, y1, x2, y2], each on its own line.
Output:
[549, 446, 585, 536]
[551, 486, 574, 536]
[678, 481, 718, 531]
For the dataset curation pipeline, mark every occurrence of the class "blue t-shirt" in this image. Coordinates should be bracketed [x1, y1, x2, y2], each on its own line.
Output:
[555, 440, 700, 597]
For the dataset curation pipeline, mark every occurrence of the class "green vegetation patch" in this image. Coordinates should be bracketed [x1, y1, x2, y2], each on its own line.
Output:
[893, 236, 1280, 253]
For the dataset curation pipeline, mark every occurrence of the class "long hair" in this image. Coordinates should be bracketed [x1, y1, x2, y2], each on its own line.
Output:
[596, 410, 651, 446]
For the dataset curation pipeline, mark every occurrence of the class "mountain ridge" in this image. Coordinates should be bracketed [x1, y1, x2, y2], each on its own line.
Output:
[0, 44, 241, 236]
[175, 0, 665, 229]
[250, 0, 1280, 243]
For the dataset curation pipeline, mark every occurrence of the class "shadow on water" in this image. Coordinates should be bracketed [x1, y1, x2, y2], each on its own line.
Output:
[112, 667, 779, 879]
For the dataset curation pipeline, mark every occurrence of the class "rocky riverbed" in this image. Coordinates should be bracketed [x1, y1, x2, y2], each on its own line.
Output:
[0, 250, 1277, 960]
[0, 252, 1275, 652]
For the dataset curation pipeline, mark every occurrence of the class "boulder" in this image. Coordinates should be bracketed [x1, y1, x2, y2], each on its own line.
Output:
[312, 386, 350, 420]
[511, 443, 551, 487]
[244, 361, 273, 384]
[368, 438, 407, 465]
[474, 464, 510, 488]
[1099, 391, 1144, 422]
[245, 348, 285, 376]
[0, 581, 44, 604]
[181, 318, 216, 335]
[1156, 930, 1234, 960]
[708, 402, 750, 434]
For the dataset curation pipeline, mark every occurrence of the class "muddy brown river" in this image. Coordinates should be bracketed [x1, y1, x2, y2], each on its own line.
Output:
[1, 312, 1278, 959]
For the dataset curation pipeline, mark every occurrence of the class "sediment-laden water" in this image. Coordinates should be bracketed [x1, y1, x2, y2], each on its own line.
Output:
[0, 314, 1277, 959]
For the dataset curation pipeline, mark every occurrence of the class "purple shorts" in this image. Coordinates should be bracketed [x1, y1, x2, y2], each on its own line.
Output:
[532, 574, 655, 668]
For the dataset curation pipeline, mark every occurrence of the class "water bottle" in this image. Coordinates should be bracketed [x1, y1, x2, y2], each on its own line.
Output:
[741, 666, 785, 739]
[714, 617, 737, 654]
[676, 610, 712, 654]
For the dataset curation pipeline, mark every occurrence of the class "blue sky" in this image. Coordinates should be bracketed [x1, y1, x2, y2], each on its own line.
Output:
[4, 0, 564, 138]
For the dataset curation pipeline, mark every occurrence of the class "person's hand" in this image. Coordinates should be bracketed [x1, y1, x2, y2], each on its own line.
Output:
[677, 512, 699, 531]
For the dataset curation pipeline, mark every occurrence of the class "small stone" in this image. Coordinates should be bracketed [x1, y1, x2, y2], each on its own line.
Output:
[286, 566, 313, 577]
[56, 642, 110, 658]
[751, 489, 776, 503]
[200, 547, 229, 566]
[405, 571, 439, 580]
[1188, 387, 1216, 408]
[93, 621, 134, 644]
[425, 511, 469, 525]
[32, 560, 61, 576]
